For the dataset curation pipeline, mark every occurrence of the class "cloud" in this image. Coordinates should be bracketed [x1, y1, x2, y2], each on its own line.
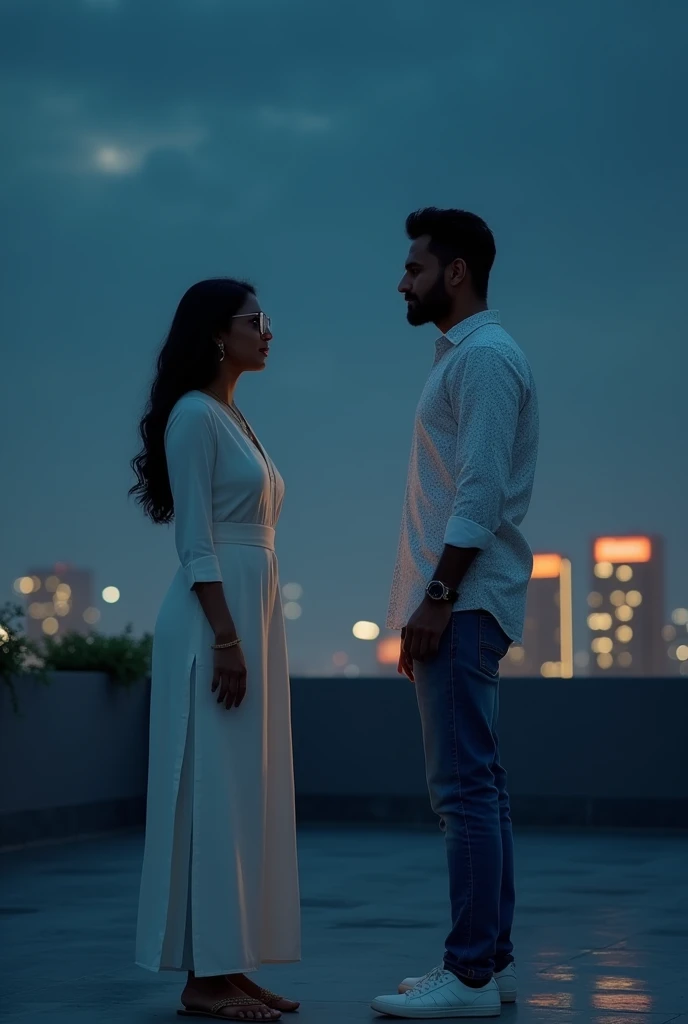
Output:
[0, 78, 207, 180]
[86, 125, 206, 177]
[258, 106, 332, 135]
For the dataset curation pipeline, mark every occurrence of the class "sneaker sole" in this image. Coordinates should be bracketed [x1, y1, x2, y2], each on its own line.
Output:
[371, 998, 501, 1018]
[399, 984, 516, 1005]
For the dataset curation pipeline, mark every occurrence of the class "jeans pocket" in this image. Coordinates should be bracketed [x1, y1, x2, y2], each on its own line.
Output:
[479, 613, 510, 678]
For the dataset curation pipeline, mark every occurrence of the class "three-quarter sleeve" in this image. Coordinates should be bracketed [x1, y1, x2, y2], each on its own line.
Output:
[444, 346, 525, 550]
[165, 399, 222, 589]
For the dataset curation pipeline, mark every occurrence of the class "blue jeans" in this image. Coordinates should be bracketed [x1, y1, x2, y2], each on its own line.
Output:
[414, 610, 515, 983]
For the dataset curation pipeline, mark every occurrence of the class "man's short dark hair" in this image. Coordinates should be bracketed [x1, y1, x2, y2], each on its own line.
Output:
[405, 207, 496, 300]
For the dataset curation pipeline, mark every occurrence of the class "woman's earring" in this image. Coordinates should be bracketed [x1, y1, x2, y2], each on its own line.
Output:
[217, 342, 225, 362]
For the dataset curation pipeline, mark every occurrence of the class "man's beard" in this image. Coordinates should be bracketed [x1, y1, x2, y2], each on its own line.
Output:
[406, 272, 452, 327]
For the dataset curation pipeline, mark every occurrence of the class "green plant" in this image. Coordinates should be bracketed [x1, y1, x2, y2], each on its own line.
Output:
[0, 603, 47, 713]
[41, 624, 153, 687]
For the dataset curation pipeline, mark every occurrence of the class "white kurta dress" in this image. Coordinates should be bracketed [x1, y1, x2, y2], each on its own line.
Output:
[136, 391, 300, 978]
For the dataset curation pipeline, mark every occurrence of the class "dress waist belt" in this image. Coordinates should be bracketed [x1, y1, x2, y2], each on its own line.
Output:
[212, 522, 275, 550]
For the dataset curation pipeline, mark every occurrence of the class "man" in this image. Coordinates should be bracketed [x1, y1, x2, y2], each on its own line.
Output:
[371, 208, 538, 1019]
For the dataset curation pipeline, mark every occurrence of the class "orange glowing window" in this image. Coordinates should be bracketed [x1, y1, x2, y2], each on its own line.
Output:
[531, 554, 562, 579]
[594, 536, 652, 564]
[377, 636, 402, 665]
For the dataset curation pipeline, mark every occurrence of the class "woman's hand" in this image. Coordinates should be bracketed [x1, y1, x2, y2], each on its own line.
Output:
[211, 644, 247, 709]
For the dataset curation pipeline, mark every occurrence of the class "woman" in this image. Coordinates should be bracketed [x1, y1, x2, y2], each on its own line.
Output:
[131, 279, 300, 1021]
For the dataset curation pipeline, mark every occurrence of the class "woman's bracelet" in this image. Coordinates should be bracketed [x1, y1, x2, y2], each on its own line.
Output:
[211, 638, 242, 650]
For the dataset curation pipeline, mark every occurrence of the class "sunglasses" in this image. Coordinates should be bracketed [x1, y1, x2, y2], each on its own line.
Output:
[232, 312, 271, 337]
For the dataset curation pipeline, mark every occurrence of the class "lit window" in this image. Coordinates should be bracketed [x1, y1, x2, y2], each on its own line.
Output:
[617, 652, 632, 668]
[42, 617, 59, 636]
[672, 608, 688, 626]
[615, 605, 634, 623]
[352, 621, 380, 641]
[587, 592, 603, 608]
[677, 645, 688, 663]
[610, 590, 626, 607]
[597, 653, 613, 670]
[540, 661, 562, 678]
[616, 625, 633, 643]
[594, 537, 651, 563]
[83, 608, 101, 625]
[28, 603, 43, 619]
[283, 602, 302, 620]
[282, 582, 303, 601]
[55, 583, 71, 600]
[54, 601, 70, 617]
[532, 554, 562, 578]
[626, 590, 642, 608]
[592, 637, 613, 654]
[45, 576, 60, 593]
[588, 613, 613, 631]
[662, 625, 677, 642]
[616, 565, 634, 582]
[509, 647, 526, 663]
[594, 562, 614, 579]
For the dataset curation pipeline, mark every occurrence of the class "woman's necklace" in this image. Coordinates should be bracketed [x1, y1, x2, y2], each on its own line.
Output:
[204, 388, 276, 516]
[205, 389, 256, 444]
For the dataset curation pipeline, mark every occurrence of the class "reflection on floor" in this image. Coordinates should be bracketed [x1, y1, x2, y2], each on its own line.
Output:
[1, 826, 687, 1022]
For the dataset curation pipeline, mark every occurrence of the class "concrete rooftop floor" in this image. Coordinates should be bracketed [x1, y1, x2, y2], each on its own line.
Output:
[1, 826, 688, 1023]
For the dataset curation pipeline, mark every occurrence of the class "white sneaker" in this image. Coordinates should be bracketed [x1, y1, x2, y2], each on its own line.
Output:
[372, 966, 501, 1018]
[399, 963, 517, 1004]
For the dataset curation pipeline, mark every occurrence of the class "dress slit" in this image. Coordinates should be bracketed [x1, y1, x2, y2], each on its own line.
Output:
[160, 659, 196, 971]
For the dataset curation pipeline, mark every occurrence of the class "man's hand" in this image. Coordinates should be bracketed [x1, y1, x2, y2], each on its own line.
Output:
[403, 598, 453, 663]
[398, 628, 415, 682]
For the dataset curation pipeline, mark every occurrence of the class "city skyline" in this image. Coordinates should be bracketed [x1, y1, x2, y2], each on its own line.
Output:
[11, 531, 688, 678]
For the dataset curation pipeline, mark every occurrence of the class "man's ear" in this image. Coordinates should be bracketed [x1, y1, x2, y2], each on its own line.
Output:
[447, 258, 467, 288]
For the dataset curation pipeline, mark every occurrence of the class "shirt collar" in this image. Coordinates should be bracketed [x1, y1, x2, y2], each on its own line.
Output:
[443, 309, 501, 346]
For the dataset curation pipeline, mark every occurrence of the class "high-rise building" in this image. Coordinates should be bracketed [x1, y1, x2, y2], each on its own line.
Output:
[15, 564, 97, 642]
[502, 553, 573, 679]
[588, 535, 665, 677]
[661, 607, 688, 678]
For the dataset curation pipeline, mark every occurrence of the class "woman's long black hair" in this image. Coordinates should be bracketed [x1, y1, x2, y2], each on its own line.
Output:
[130, 278, 255, 524]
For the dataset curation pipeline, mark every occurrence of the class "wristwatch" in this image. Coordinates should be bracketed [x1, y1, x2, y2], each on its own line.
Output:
[425, 580, 458, 603]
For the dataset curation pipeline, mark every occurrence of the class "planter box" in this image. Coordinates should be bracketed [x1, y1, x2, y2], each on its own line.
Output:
[0, 672, 150, 847]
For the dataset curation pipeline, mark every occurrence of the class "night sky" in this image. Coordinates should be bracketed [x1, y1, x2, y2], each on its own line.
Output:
[1, 0, 687, 675]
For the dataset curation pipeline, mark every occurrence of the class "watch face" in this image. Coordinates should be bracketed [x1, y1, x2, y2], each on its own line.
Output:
[427, 581, 445, 601]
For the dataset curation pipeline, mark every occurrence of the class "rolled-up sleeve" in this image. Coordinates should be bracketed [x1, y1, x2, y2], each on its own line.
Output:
[444, 346, 524, 550]
[165, 400, 222, 589]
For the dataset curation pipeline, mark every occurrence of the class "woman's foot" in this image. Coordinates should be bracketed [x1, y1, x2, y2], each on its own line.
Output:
[228, 974, 300, 1013]
[181, 975, 281, 1021]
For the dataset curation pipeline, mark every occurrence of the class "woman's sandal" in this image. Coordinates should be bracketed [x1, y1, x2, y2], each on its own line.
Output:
[178, 995, 281, 1020]
[256, 987, 299, 1013]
